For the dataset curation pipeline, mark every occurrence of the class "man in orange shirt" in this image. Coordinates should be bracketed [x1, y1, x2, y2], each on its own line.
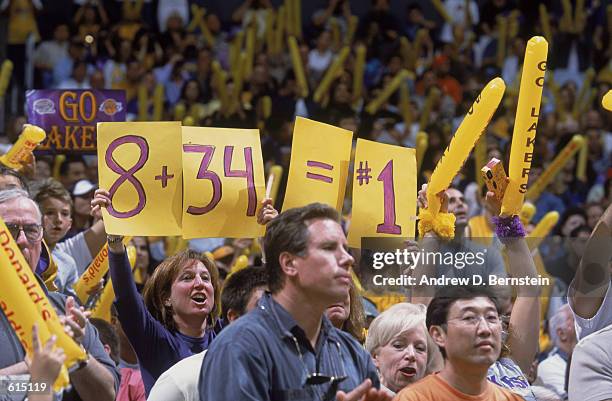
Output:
[394, 286, 525, 401]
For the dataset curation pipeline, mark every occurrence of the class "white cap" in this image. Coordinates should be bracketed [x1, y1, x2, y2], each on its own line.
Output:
[72, 179, 95, 197]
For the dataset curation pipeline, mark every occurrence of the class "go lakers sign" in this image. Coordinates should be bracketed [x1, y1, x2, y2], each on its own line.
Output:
[26, 90, 126, 154]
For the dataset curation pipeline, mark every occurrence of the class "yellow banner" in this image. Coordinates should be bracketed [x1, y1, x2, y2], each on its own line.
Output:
[282, 117, 353, 211]
[347, 139, 416, 248]
[0, 218, 86, 390]
[502, 37, 548, 216]
[97, 122, 183, 236]
[181, 127, 265, 238]
[73, 237, 132, 304]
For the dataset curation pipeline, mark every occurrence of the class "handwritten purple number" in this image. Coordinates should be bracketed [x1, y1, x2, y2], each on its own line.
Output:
[376, 160, 401, 235]
[105, 135, 148, 218]
[183, 144, 221, 215]
[224, 146, 257, 216]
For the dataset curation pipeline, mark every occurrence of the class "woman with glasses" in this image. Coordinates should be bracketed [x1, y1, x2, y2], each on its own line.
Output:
[365, 303, 440, 395]
[91, 189, 222, 396]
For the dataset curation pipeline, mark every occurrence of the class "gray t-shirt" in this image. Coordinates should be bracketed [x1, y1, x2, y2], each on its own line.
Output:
[568, 324, 612, 401]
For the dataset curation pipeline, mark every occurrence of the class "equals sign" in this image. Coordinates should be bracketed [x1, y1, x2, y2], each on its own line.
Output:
[306, 160, 333, 183]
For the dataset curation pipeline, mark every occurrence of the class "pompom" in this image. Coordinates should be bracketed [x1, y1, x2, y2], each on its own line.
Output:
[418, 209, 456, 239]
[492, 215, 526, 240]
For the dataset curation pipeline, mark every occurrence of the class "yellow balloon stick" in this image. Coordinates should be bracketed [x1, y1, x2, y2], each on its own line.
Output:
[345, 15, 358, 45]
[365, 69, 410, 114]
[399, 80, 413, 128]
[352, 45, 366, 104]
[275, 5, 286, 55]
[508, 9, 520, 39]
[231, 254, 249, 273]
[603, 89, 612, 111]
[431, 0, 452, 23]
[399, 37, 412, 67]
[230, 30, 245, 80]
[561, 0, 573, 31]
[0, 219, 87, 390]
[269, 165, 283, 203]
[519, 202, 536, 225]
[137, 84, 148, 121]
[183, 116, 195, 126]
[90, 245, 137, 321]
[575, 0, 585, 31]
[74, 237, 132, 304]
[416, 131, 428, 174]
[526, 135, 585, 201]
[186, 4, 203, 32]
[261, 95, 272, 119]
[330, 18, 341, 50]
[152, 83, 164, 121]
[501, 36, 548, 216]
[419, 87, 440, 130]
[0, 124, 46, 170]
[528, 211, 559, 251]
[232, 52, 248, 110]
[285, 0, 294, 36]
[313, 46, 349, 103]
[474, 136, 487, 188]
[576, 136, 588, 182]
[174, 103, 186, 121]
[0, 59, 13, 98]
[212, 61, 228, 111]
[539, 5, 553, 44]
[245, 23, 256, 79]
[427, 78, 506, 215]
[265, 9, 275, 54]
[294, 0, 302, 39]
[288, 36, 309, 98]
[496, 16, 507, 69]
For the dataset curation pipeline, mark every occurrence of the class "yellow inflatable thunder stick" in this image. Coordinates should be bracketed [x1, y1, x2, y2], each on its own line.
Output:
[288, 36, 309, 98]
[90, 245, 137, 322]
[519, 202, 536, 226]
[0, 218, 87, 391]
[0, 60, 13, 98]
[267, 165, 283, 204]
[603, 90, 612, 111]
[0, 124, 46, 170]
[420, 78, 506, 239]
[416, 131, 428, 174]
[265, 9, 275, 54]
[527, 211, 559, 251]
[365, 69, 411, 114]
[352, 45, 366, 105]
[74, 237, 133, 304]
[526, 135, 585, 202]
[152, 84, 164, 121]
[539, 5, 553, 43]
[313, 46, 349, 103]
[501, 37, 548, 216]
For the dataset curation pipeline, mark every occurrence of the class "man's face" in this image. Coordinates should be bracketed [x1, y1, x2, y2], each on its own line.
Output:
[291, 218, 354, 305]
[0, 175, 24, 191]
[432, 297, 502, 368]
[40, 197, 72, 247]
[445, 188, 468, 225]
[61, 162, 86, 189]
[0, 198, 43, 269]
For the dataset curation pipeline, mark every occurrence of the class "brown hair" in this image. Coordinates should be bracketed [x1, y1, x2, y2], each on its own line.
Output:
[33, 178, 73, 209]
[342, 282, 366, 343]
[143, 250, 221, 332]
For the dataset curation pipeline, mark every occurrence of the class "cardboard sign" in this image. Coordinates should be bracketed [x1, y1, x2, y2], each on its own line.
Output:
[283, 117, 353, 211]
[348, 139, 417, 248]
[97, 122, 183, 236]
[181, 127, 265, 239]
[27, 90, 126, 153]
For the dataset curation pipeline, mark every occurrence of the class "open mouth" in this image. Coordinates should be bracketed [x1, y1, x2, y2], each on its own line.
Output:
[399, 367, 417, 378]
[191, 294, 207, 305]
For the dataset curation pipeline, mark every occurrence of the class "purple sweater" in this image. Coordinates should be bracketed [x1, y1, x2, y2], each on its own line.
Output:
[108, 251, 216, 395]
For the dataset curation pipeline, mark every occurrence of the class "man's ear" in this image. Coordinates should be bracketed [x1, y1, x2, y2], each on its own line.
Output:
[227, 309, 240, 323]
[429, 325, 447, 349]
[279, 251, 298, 278]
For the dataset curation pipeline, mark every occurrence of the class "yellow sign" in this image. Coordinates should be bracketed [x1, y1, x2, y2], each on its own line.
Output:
[348, 139, 416, 248]
[181, 127, 265, 238]
[283, 117, 353, 211]
[97, 122, 183, 236]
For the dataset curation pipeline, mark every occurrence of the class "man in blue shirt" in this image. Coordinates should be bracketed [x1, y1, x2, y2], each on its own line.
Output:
[198, 203, 390, 401]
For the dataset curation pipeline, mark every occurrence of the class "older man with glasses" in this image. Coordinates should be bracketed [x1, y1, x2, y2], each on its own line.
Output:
[0, 188, 119, 401]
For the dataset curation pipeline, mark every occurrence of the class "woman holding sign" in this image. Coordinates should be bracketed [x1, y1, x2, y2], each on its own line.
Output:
[92, 190, 222, 395]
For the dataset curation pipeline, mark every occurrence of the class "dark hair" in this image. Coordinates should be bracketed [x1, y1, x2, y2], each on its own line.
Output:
[0, 166, 28, 192]
[90, 318, 120, 365]
[33, 178, 73, 210]
[569, 224, 591, 237]
[556, 207, 588, 236]
[59, 155, 86, 177]
[143, 250, 221, 332]
[221, 266, 268, 320]
[426, 285, 501, 358]
[264, 203, 340, 293]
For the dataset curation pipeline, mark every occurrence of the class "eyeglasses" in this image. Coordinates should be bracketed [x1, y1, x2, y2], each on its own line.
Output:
[5, 223, 43, 243]
[447, 314, 501, 328]
[291, 335, 347, 388]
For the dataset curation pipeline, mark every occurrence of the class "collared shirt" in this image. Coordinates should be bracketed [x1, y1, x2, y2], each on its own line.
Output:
[198, 293, 379, 401]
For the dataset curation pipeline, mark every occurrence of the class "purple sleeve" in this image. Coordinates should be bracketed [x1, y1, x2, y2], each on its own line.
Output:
[108, 251, 175, 360]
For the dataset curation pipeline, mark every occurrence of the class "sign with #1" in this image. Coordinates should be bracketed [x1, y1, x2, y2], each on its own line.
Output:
[26, 89, 126, 154]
